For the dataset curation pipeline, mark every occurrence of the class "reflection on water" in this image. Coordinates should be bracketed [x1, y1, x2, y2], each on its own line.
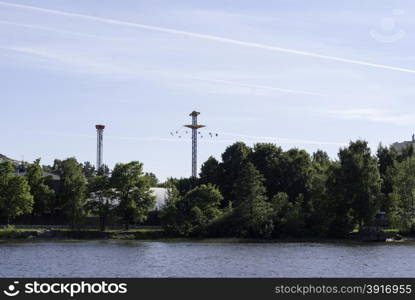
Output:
[0, 241, 414, 277]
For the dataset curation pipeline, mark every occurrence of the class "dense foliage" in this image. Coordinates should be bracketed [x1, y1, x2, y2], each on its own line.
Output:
[0, 162, 33, 224]
[2, 139, 415, 238]
[162, 140, 413, 238]
[0, 158, 155, 230]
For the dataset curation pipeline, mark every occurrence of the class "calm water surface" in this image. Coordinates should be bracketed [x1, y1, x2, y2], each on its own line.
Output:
[0, 241, 414, 277]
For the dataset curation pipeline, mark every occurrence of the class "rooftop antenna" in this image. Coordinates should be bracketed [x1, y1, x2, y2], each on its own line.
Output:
[95, 124, 105, 171]
[184, 111, 205, 177]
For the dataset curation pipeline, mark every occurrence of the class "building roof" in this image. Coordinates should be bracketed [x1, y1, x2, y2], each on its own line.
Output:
[391, 141, 415, 153]
[0, 153, 20, 164]
[0, 153, 60, 180]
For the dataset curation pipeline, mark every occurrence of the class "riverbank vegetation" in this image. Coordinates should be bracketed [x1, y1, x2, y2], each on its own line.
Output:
[160, 140, 415, 239]
[1, 140, 415, 239]
[0, 159, 155, 230]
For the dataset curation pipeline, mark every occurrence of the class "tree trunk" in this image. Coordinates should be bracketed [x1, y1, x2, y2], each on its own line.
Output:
[100, 214, 107, 232]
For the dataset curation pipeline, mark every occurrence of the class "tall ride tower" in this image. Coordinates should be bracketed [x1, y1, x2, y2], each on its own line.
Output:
[184, 111, 205, 177]
[95, 124, 105, 170]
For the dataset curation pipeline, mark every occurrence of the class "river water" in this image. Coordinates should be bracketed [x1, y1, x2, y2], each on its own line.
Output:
[0, 241, 413, 277]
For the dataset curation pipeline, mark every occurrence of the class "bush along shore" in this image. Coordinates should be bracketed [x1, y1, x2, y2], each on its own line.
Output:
[3, 140, 415, 242]
[0, 226, 409, 243]
[0, 226, 165, 241]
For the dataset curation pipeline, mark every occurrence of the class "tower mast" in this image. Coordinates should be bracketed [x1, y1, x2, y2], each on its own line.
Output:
[95, 124, 105, 171]
[184, 111, 205, 177]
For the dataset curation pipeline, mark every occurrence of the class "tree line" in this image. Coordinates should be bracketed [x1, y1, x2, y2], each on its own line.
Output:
[0, 158, 155, 230]
[160, 140, 415, 238]
[1, 139, 415, 238]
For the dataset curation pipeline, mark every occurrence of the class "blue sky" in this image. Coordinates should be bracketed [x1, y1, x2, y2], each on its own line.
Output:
[1, 0, 415, 180]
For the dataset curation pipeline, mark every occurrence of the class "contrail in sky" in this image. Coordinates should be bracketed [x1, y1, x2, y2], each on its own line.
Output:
[190, 77, 325, 96]
[0, 44, 322, 96]
[0, 20, 324, 97]
[1, 1, 415, 74]
[0, 20, 323, 96]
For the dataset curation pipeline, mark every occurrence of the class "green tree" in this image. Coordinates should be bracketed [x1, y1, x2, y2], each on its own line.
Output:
[312, 150, 331, 166]
[397, 144, 414, 162]
[25, 159, 55, 216]
[97, 164, 110, 176]
[199, 156, 221, 186]
[88, 175, 114, 231]
[390, 157, 415, 232]
[59, 158, 87, 229]
[249, 143, 285, 198]
[111, 161, 155, 229]
[271, 192, 304, 237]
[325, 162, 355, 237]
[144, 172, 159, 187]
[249, 144, 314, 206]
[305, 152, 332, 236]
[280, 148, 313, 202]
[219, 142, 252, 205]
[327, 141, 381, 236]
[51, 159, 63, 173]
[163, 177, 198, 196]
[82, 161, 96, 179]
[159, 185, 182, 235]
[377, 144, 399, 225]
[231, 162, 273, 238]
[160, 184, 223, 236]
[0, 162, 33, 224]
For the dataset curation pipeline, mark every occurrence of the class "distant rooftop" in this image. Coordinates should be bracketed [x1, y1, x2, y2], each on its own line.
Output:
[0, 153, 60, 180]
[0, 153, 20, 164]
[391, 134, 415, 153]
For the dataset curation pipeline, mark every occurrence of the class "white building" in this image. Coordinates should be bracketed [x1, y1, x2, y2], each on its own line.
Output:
[150, 187, 168, 210]
[91, 187, 168, 211]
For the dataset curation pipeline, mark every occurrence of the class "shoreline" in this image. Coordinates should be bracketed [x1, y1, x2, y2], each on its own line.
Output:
[0, 228, 412, 244]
